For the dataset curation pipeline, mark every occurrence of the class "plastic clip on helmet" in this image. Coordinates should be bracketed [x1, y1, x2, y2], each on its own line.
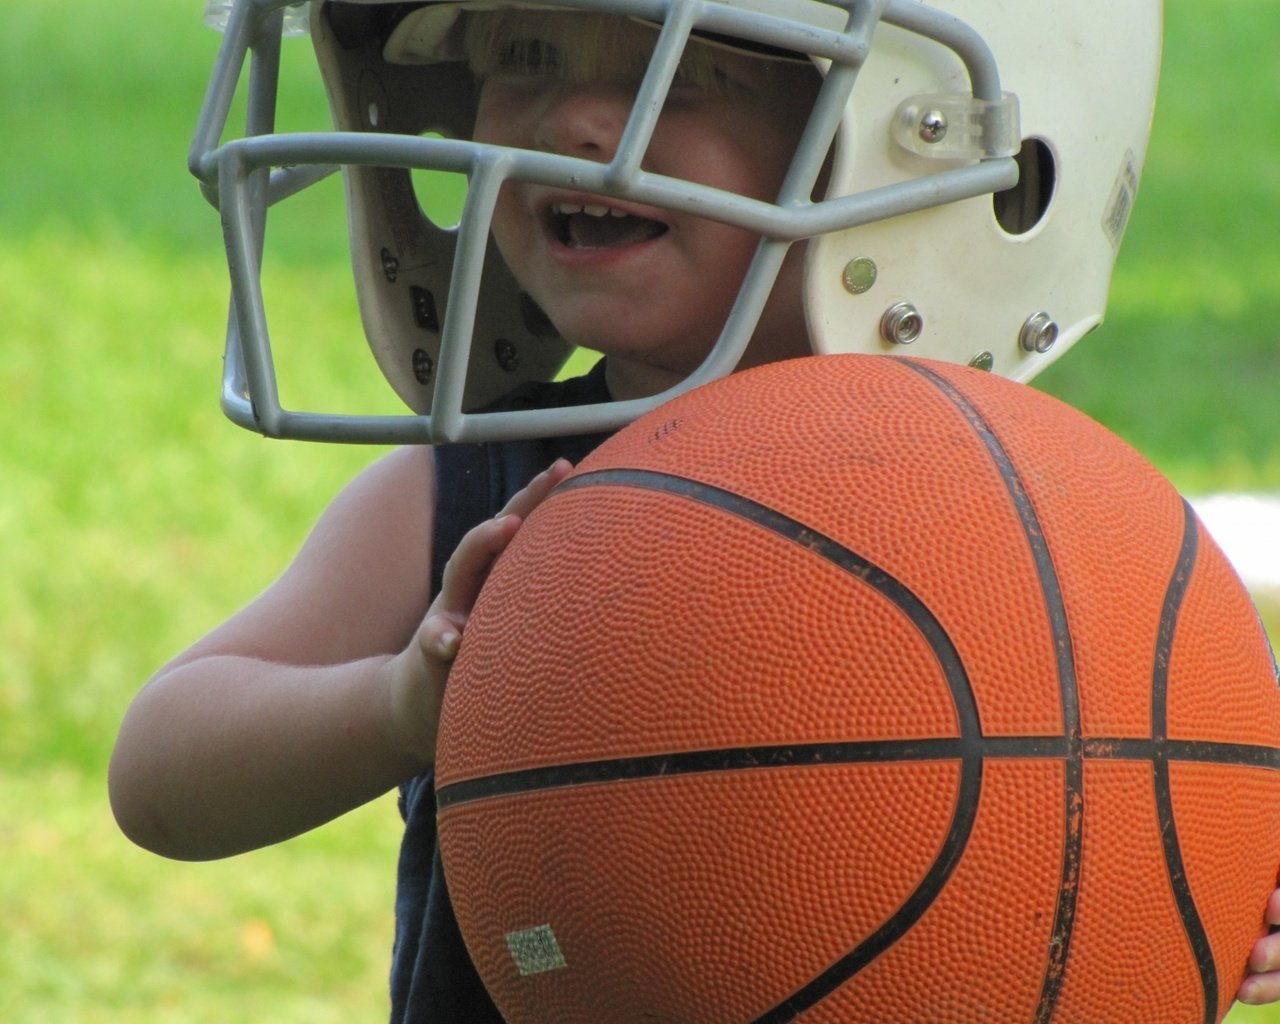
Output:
[190, 0, 1161, 444]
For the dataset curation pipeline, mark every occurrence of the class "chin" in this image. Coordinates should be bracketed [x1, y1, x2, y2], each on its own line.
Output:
[560, 325, 709, 367]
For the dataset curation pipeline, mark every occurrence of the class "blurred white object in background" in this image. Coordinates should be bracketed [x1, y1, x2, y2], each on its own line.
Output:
[1194, 494, 1280, 594]
[203, 0, 310, 35]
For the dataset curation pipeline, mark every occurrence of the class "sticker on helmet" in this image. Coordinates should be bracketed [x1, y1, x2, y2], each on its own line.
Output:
[1103, 149, 1140, 251]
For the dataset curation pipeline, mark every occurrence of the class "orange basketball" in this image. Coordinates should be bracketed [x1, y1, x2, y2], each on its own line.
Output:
[436, 354, 1280, 1024]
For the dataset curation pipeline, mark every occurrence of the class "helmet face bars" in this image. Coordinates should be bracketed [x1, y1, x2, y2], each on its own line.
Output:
[191, 0, 1161, 444]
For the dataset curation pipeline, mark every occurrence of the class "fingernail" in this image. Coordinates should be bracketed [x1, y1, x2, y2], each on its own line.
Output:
[437, 631, 460, 658]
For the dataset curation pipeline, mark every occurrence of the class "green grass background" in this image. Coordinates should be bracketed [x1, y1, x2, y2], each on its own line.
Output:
[0, 0, 1276, 1020]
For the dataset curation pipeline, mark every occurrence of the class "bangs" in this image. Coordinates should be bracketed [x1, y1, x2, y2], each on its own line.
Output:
[461, 11, 766, 94]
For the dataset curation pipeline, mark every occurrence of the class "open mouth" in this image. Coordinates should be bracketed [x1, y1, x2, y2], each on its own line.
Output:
[549, 201, 669, 250]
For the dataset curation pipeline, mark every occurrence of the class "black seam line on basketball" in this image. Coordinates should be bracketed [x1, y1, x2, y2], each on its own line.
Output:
[501, 465, 983, 1023]
[898, 359, 1083, 1024]
[749, 759, 985, 1024]
[988, 737, 1280, 766]
[436, 739, 970, 810]
[553, 466, 984, 744]
[1082, 737, 1280, 768]
[435, 735, 1280, 811]
[1152, 500, 1218, 1024]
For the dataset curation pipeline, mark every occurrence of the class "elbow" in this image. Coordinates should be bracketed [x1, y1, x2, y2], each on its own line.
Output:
[108, 759, 219, 862]
[107, 743, 188, 860]
[108, 703, 209, 862]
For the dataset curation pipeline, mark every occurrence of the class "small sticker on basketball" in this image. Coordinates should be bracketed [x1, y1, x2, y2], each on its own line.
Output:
[505, 924, 567, 976]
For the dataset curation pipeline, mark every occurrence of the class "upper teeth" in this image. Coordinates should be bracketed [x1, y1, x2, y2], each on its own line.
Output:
[552, 202, 629, 218]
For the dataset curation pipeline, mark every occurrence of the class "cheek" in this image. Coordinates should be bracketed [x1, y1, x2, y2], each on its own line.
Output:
[471, 89, 497, 144]
[681, 115, 798, 202]
[747, 118, 807, 198]
[486, 187, 529, 269]
[674, 222, 763, 315]
[472, 82, 535, 147]
[471, 106, 507, 147]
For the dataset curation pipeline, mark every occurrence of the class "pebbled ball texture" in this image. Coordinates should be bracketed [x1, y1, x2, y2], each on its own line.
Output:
[436, 355, 1280, 1024]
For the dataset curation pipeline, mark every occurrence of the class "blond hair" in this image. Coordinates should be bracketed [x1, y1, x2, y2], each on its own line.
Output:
[461, 11, 794, 95]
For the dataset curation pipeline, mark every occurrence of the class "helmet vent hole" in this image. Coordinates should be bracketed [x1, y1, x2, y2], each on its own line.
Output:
[411, 132, 470, 229]
[994, 137, 1055, 236]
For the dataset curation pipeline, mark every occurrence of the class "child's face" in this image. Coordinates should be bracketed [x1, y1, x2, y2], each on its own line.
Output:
[468, 13, 820, 397]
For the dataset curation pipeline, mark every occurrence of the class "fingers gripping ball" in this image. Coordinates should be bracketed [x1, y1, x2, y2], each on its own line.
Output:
[436, 355, 1280, 1024]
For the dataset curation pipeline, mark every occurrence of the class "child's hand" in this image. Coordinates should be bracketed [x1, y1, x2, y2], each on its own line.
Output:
[1239, 888, 1280, 1004]
[385, 459, 574, 765]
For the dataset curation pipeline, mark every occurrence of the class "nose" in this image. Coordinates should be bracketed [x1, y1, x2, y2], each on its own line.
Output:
[532, 84, 631, 161]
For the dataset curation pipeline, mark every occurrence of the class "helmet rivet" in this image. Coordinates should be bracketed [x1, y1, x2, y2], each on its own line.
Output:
[1020, 312, 1060, 353]
[412, 348, 434, 385]
[842, 257, 878, 295]
[881, 302, 924, 345]
[918, 110, 949, 144]
[380, 247, 399, 283]
[494, 338, 520, 372]
[968, 351, 995, 372]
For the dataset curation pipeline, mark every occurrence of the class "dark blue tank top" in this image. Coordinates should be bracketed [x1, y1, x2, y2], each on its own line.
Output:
[390, 360, 613, 1023]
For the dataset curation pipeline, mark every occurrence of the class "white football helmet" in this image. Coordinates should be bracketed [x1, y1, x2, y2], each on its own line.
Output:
[191, 0, 1161, 443]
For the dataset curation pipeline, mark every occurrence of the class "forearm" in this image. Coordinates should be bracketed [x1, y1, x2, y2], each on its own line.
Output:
[108, 653, 435, 861]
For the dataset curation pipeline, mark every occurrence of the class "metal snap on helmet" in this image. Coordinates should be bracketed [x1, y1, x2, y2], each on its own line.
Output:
[191, 0, 1161, 443]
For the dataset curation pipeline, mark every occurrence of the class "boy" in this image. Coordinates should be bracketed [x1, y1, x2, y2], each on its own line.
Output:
[110, 0, 1280, 1018]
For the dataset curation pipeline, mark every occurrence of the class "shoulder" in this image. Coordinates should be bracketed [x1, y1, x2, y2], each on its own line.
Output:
[292, 446, 437, 595]
[291, 445, 439, 631]
[317, 446, 436, 544]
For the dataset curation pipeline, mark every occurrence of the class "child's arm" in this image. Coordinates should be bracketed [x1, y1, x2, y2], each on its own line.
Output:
[108, 448, 569, 861]
[1239, 889, 1280, 1004]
